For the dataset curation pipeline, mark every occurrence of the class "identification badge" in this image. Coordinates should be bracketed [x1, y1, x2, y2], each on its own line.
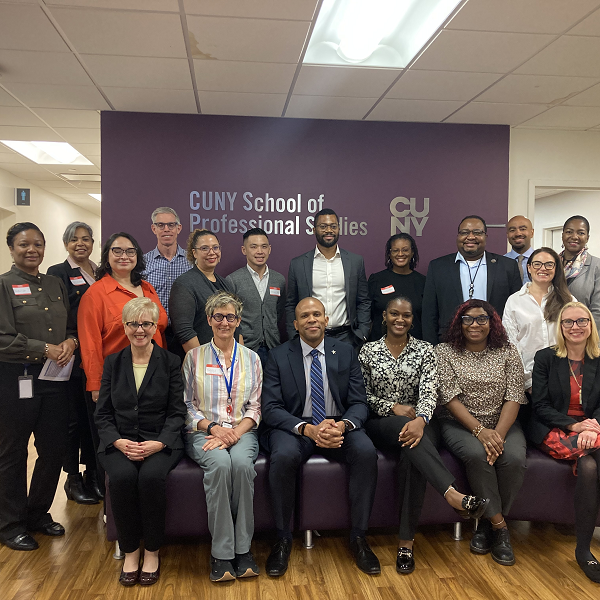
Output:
[70, 276, 86, 286]
[12, 284, 32, 296]
[381, 285, 395, 295]
[205, 364, 222, 376]
[269, 287, 281, 296]
[221, 422, 233, 428]
[18, 376, 34, 399]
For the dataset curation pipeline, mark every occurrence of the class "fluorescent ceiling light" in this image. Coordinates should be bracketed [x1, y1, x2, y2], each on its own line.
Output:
[60, 173, 101, 182]
[304, 0, 464, 69]
[0, 140, 93, 165]
[89, 194, 101, 202]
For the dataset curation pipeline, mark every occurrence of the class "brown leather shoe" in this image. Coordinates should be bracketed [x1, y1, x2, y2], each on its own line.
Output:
[140, 558, 160, 586]
[119, 566, 140, 587]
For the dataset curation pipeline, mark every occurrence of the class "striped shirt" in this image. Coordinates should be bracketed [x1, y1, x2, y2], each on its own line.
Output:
[183, 340, 262, 432]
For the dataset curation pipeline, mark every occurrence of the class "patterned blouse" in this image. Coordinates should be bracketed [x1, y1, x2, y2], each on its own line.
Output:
[358, 336, 437, 419]
[435, 343, 526, 429]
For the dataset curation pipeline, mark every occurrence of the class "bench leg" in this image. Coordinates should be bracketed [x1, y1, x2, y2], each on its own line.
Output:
[304, 530, 314, 549]
[113, 541, 125, 560]
[452, 522, 462, 541]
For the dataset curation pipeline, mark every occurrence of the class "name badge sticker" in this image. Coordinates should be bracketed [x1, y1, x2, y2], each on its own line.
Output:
[381, 285, 395, 295]
[206, 364, 222, 376]
[12, 284, 32, 296]
[70, 276, 86, 286]
[269, 287, 281, 296]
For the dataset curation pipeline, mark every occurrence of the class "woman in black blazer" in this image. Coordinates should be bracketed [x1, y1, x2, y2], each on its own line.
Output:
[47, 221, 99, 504]
[531, 301, 600, 583]
[95, 297, 186, 587]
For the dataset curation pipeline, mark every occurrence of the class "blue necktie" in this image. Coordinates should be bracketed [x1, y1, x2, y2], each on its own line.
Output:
[310, 349, 326, 424]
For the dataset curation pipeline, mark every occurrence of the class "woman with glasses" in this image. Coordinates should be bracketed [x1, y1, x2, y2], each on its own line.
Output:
[436, 300, 527, 567]
[561, 215, 600, 330]
[96, 298, 186, 586]
[367, 234, 426, 342]
[503, 247, 574, 393]
[183, 291, 261, 582]
[531, 301, 600, 583]
[170, 229, 239, 353]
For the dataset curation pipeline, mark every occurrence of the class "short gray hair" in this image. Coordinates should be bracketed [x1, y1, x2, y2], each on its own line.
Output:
[62, 221, 94, 246]
[151, 207, 180, 224]
[205, 291, 243, 319]
[122, 297, 160, 324]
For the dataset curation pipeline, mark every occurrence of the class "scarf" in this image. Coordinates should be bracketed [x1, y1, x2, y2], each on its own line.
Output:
[561, 246, 588, 280]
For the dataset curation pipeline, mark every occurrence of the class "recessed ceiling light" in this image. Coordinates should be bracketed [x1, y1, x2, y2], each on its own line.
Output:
[60, 173, 101, 182]
[89, 194, 101, 202]
[304, 0, 465, 68]
[0, 140, 93, 165]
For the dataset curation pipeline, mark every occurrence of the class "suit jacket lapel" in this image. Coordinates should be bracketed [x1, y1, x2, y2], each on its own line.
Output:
[123, 346, 137, 399]
[303, 252, 314, 296]
[340, 248, 351, 301]
[582, 356, 598, 413]
[289, 338, 306, 402]
[452, 258, 463, 303]
[485, 252, 496, 301]
[558, 356, 571, 413]
[324, 338, 340, 411]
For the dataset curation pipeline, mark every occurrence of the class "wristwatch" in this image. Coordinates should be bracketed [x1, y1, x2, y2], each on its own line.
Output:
[342, 419, 355, 432]
[206, 421, 219, 435]
[416, 414, 430, 424]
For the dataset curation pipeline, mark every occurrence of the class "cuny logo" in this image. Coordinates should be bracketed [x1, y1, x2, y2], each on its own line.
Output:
[390, 197, 429, 237]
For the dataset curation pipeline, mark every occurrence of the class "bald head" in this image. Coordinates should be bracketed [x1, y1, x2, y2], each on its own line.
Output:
[294, 297, 328, 347]
[507, 215, 534, 253]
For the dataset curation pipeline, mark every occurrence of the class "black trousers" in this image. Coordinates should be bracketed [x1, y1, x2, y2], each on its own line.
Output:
[99, 447, 184, 553]
[365, 415, 455, 540]
[261, 427, 378, 535]
[83, 378, 105, 496]
[0, 362, 69, 540]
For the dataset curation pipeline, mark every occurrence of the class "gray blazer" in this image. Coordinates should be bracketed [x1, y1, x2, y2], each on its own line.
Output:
[285, 248, 371, 343]
[566, 254, 600, 330]
[226, 266, 286, 351]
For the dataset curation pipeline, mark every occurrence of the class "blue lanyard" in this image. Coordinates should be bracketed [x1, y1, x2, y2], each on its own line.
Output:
[212, 341, 237, 401]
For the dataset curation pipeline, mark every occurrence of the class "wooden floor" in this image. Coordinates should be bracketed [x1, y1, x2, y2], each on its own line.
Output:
[2, 446, 600, 600]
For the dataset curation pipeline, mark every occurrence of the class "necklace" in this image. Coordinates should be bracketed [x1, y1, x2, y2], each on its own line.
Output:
[568, 358, 583, 403]
[467, 257, 484, 299]
[385, 337, 407, 355]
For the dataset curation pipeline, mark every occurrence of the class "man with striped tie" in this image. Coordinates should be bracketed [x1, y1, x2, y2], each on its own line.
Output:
[260, 297, 379, 577]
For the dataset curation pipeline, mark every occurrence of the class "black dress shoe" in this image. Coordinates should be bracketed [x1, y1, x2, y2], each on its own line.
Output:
[2, 533, 39, 551]
[396, 547, 415, 575]
[266, 538, 292, 577]
[30, 521, 65, 537]
[491, 528, 515, 566]
[140, 557, 160, 586]
[470, 519, 493, 554]
[577, 558, 600, 583]
[119, 566, 140, 586]
[65, 473, 99, 505]
[349, 536, 381, 575]
[83, 470, 104, 500]
[455, 495, 490, 520]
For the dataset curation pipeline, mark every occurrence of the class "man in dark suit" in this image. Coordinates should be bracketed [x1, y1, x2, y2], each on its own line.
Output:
[422, 215, 522, 345]
[285, 208, 370, 348]
[260, 297, 379, 577]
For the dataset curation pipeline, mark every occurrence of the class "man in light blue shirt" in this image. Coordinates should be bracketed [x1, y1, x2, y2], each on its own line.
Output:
[504, 215, 534, 285]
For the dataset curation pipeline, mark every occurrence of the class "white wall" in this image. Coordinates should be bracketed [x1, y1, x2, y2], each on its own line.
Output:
[0, 167, 101, 274]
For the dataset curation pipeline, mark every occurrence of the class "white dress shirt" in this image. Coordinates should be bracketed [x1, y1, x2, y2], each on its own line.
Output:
[247, 263, 269, 300]
[456, 252, 487, 302]
[312, 245, 348, 328]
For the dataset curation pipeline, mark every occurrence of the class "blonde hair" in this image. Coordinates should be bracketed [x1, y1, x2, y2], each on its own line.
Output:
[122, 297, 159, 324]
[554, 301, 600, 359]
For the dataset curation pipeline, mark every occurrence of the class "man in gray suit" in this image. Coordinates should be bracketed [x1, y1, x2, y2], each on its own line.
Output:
[285, 208, 370, 348]
[226, 228, 286, 366]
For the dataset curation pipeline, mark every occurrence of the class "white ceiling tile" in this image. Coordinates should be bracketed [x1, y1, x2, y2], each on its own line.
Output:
[186, 15, 309, 63]
[387, 70, 500, 101]
[285, 95, 375, 120]
[1, 162, 59, 175]
[37, 178, 84, 188]
[0, 151, 35, 164]
[34, 108, 100, 128]
[447, 0, 600, 34]
[46, 1, 178, 10]
[194, 61, 296, 94]
[46, 163, 100, 175]
[413, 30, 555, 74]
[568, 9, 600, 36]
[445, 102, 550, 125]
[477, 74, 600, 104]
[367, 98, 463, 122]
[183, 0, 317, 20]
[293, 66, 400, 98]
[104, 87, 198, 113]
[2, 83, 111, 110]
[0, 106, 44, 127]
[565, 82, 600, 106]
[51, 8, 187, 58]
[0, 88, 20, 107]
[0, 50, 93, 85]
[518, 105, 600, 128]
[55, 127, 100, 143]
[0, 4, 70, 52]
[0, 125, 62, 141]
[82, 55, 192, 88]
[516, 36, 600, 77]
[198, 91, 285, 117]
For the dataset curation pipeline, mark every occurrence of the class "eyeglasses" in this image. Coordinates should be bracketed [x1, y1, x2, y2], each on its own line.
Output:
[390, 248, 412, 255]
[316, 224, 339, 232]
[194, 245, 221, 253]
[153, 222, 178, 230]
[110, 247, 137, 257]
[561, 317, 591, 329]
[458, 229, 486, 237]
[125, 321, 156, 331]
[461, 315, 490, 325]
[530, 261, 555, 270]
[211, 313, 238, 323]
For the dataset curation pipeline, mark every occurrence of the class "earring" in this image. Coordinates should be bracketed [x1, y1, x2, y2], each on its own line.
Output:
[382, 318, 386, 325]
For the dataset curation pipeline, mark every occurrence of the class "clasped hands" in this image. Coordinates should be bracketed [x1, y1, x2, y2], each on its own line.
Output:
[477, 428, 505, 465]
[305, 419, 345, 448]
[114, 439, 165, 461]
[203, 425, 241, 451]
[569, 418, 600, 450]
[392, 404, 425, 449]
[45, 338, 76, 367]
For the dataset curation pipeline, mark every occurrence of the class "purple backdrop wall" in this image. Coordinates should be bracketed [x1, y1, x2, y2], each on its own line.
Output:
[101, 112, 510, 279]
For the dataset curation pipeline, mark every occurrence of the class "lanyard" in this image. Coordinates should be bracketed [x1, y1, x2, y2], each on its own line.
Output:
[212, 341, 237, 403]
[467, 257, 483, 299]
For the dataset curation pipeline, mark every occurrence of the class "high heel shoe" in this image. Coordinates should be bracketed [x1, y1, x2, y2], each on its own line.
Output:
[83, 470, 104, 500]
[455, 495, 489, 520]
[64, 473, 99, 505]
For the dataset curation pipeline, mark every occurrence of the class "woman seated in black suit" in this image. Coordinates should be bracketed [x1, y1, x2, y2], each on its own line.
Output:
[531, 301, 600, 583]
[359, 296, 488, 575]
[95, 298, 186, 587]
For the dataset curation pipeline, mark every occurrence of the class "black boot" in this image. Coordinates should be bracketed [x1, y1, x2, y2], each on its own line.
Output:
[64, 473, 99, 505]
[83, 470, 104, 500]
